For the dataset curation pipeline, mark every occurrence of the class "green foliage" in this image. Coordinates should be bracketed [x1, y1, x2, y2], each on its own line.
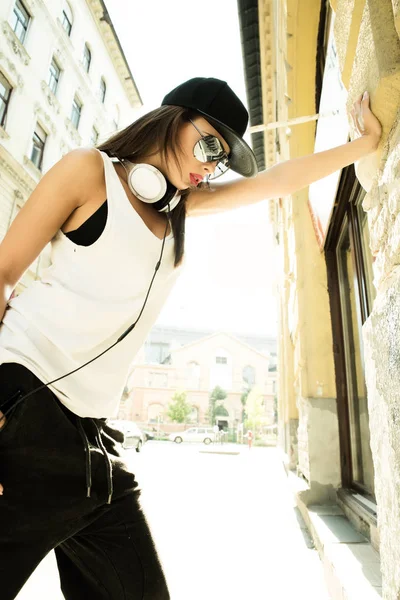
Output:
[167, 391, 191, 423]
[245, 387, 266, 433]
[208, 386, 227, 425]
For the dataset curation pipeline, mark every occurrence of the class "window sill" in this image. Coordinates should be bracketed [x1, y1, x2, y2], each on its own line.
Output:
[0, 125, 10, 140]
[1, 21, 31, 66]
[23, 155, 42, 180]
[64, 118, 82, 146]
[40, 81, 61, 115]
[337, 487, 379, 551]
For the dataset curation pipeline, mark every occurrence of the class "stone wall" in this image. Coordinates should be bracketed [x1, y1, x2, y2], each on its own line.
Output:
[333, 0, 400, 597]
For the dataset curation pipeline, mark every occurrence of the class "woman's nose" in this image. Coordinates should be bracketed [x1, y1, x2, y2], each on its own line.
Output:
[203, 161, 217, 176]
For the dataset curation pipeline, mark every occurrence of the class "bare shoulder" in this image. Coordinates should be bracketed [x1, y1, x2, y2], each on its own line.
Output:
[41, 147, 105, 206]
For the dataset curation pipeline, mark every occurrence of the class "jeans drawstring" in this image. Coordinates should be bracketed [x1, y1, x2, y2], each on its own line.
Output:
[93, 420, 114, 505]
[77, 417, 113, 504]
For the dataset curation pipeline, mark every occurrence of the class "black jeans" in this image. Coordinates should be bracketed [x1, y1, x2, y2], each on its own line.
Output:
[0, 363, 169, 600]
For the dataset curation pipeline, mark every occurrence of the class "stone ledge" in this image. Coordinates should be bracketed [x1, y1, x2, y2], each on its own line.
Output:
[285, 468, 382, 599]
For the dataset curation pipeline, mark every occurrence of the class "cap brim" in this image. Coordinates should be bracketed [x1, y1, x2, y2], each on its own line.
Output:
[197, 111, 258, 178]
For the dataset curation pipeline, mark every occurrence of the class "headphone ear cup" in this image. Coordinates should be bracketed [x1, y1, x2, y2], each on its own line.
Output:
[127, 164, 167, 203]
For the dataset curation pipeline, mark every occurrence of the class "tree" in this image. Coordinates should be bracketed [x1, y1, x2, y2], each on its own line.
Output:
[240, 387, 250, 423]
[208, 386, 227, 426]
[167, 391, 191, 423]
[244, 387, 265, 434]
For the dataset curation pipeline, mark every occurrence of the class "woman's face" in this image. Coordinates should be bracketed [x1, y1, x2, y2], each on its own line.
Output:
[165, 116, 231, 190]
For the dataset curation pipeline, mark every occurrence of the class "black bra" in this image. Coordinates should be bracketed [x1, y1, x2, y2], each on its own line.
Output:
[64, 200, 108, 246]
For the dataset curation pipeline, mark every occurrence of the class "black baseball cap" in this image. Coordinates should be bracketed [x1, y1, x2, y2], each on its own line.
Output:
[162, 77, 258, 178]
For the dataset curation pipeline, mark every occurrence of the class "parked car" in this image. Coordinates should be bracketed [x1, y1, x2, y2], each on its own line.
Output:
[168, 427, 215, 445]
[141, 429, 156, 441]
[107, 420, 145, 452]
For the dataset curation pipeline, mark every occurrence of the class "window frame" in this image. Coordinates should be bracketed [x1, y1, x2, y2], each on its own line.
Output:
[48, 57, 61, 96]
[90, 125, 99, 146]
[11, 0, 30, 44]
[0, 72, 13, 129]
[30, 122, 47, 171]
[82, 43, 91, 74]
[99, 77, 107, 104]
[61, 2, 73, 37]
[71, 95, 82, 130]
[325, 164, 376, 499]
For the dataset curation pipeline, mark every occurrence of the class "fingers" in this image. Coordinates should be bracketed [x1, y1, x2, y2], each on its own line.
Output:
[0, 483, 3, 496]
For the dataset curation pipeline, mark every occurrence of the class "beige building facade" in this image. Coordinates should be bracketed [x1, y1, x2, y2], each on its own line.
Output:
[120, 331, 277, 434]
[0, 0, 141, 289]
[238, 0, 400, 597]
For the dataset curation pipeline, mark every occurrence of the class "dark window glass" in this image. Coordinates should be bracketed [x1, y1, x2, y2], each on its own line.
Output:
[10, 0, 30, 44]
[48, 58, 61, 95]
[82, 44, 91, 73]
[99, 78, 106, 104]
[90, 126, 99, 146]
[216, 356, 227, 365]
[0, 73, 12, 128]
[62, 4, 73, 36]
[30, 123, 47, 170]
[71, 96, 82, 129]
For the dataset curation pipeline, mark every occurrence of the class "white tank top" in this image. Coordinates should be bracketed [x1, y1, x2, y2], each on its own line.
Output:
[0, 151, 182, 417]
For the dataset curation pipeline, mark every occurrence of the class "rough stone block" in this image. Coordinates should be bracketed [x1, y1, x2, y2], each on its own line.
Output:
[392, 0, 400, 39]
[363, 274, 400, 598]
[346, 0, 400, 191]
[334, 0, 366, 88]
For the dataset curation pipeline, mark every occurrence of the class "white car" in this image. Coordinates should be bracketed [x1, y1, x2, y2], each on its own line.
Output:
[169, 427, 215, 445]
[107, 420, 145, 452]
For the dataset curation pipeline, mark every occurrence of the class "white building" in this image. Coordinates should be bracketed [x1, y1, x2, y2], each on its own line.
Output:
[0, 0, 142, 287]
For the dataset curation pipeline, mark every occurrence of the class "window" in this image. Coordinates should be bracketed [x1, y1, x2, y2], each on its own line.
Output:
[145, 342, 170, 364]
[71, 96, 82, 129]
[48, 58, 61, 95]
[30, 123, 47, 170]
[82, 43, 91, 73]
[0, 73, 12, 128]
[10, 0, 30, 44]
[62, 3, 73, 37]
[99, 77, 106, 104]
[216, 356, 227, 365]
[90, 126, 99, 146]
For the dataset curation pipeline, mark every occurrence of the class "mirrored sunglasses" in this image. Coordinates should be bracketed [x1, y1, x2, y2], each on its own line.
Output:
[191, 120, 231, 181]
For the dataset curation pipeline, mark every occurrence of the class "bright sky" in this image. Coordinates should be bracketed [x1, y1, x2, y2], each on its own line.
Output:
[105, 0, 278, 337]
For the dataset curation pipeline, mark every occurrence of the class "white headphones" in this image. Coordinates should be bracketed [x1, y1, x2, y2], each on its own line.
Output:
[119, 160, 181, 213]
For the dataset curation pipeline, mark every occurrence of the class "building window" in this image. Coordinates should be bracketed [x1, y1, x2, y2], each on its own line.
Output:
[62, 2, 73, 37]
[0, 73, 12, 129]
[216, 356, 227, 365]
[48, 58, 61, 95]
[71, 96, 82, 129]
[10, 0, 30, 44]
[99, 77, 106, 104]
[82, 43, 91, 73]
[90, 126, 99, 146]
[30, 123, 47, 171]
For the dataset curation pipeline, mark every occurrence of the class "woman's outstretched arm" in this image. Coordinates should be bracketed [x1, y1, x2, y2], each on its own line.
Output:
[187, 92, 382, 216]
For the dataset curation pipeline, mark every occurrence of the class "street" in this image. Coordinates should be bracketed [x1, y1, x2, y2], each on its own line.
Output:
[17, 442, 331, 599]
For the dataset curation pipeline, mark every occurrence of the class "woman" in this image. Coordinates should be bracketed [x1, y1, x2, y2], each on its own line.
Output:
[0, 77, 381, 599]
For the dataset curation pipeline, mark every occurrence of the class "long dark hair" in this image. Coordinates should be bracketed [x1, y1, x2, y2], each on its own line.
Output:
[97, 106, 196, 267]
